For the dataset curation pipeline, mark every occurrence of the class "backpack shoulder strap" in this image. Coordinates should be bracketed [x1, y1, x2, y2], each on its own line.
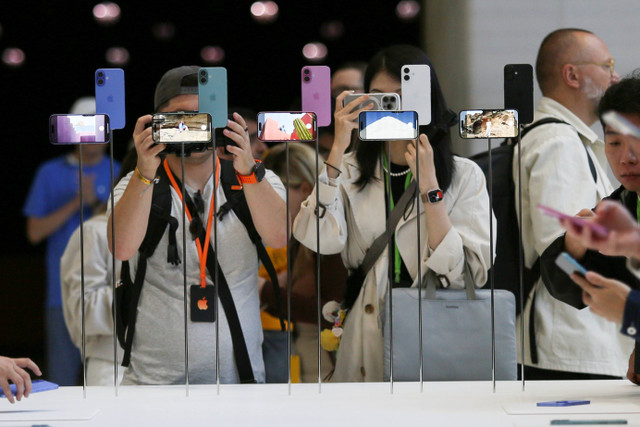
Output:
[520, 117, 597, 183]
[218, 159, 286, 331]
[117, 165, 177, 366]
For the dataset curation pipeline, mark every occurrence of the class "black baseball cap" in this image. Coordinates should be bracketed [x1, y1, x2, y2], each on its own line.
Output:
[153, 65, 200, 111]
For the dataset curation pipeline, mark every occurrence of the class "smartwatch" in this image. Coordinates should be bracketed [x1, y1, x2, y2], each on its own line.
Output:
[236, 160, 265, 185]
[425, 188, 443, 203]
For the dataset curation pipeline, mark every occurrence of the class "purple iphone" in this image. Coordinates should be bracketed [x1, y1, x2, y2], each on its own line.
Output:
[301, 65, 331, 128]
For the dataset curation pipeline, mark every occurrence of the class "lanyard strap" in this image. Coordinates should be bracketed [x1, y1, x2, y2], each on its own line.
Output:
[382, 154, 413, 283]
[163, 158, 220, 288]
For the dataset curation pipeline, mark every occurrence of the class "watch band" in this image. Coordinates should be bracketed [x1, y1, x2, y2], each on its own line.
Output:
[236, 160, 264, 185]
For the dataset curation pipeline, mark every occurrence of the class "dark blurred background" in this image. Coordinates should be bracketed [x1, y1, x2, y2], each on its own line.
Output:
[0, 0, 422, 368]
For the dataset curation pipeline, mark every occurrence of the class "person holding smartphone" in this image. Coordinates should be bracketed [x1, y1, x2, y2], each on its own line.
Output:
[540, 73, 640, 383]
[107, 66, 287, 385]
[292, 45, 494, 382]
[0, 356, 41, 404]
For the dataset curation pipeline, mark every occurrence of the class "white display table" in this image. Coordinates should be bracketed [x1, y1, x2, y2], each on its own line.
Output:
[2, 380, 640, 426]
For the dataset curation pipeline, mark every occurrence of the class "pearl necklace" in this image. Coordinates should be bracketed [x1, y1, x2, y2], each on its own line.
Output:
[382, 164, 411, 177]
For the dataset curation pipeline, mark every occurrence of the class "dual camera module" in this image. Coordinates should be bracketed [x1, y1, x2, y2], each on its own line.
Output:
[403, 67, 411, 81]
[97, 71, 105, 86]
[200, 69, 208, 85]
[303, 68, 311, 83]
[504, 65, 519, 81]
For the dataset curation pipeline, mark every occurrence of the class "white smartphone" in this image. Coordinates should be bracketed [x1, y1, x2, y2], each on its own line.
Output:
[401, 64, 431, 126]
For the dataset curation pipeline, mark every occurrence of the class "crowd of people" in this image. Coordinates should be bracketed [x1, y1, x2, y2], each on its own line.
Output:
[4, 27, 640, 403]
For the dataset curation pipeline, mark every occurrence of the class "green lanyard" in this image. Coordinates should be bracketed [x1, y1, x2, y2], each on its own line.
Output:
[382, 154, 413, 283]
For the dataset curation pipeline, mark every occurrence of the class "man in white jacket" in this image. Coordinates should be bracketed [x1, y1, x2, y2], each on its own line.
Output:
[515, 28, 629, 379]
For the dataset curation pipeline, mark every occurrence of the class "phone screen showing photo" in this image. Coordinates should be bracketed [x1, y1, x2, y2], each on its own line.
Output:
[152, 112, 212, 144]
[358, 110, 418, 141]
[51, 114, 109, 144]
[459, 109, 519, 139]
[257, 112, 317, 142]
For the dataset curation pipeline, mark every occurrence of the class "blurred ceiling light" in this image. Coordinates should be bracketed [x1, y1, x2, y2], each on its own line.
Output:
[396, 0, 420, 21]
[302, 42, 327, 62]
[2, 48, 25, 67]
[105, 47, 129, 66]
[320, 20, 344, 40]
[152, 22, 176, 40]
[250, 1, 279, 23]
[93, 2, 121, 25]
[201, 46, 225, 64]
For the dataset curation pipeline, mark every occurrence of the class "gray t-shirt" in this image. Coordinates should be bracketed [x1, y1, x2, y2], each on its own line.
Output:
[111, 165, 285, 384]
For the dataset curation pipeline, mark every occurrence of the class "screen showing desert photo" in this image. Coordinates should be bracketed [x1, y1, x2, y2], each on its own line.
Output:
[55, 115, 107, 144]
[359, 111, 418, 141]
[153, 113, 212, 144]
[460, 109, 518, 139]
[258, 112, 317, 141]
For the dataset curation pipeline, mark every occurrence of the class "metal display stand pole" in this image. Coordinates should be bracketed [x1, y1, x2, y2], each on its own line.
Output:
[516, 130, 525, 391]
[487, 138, 496, 393]
[416, 138, 423, 391]
[108, 136, 119, 396]
[314, 139, 322, 393]
[180, 144, 190, 397]
[78, 144, 87, 398]
[386, 141, 394, 394]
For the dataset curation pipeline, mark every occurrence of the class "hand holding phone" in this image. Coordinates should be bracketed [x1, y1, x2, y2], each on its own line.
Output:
[538, 204, 609, 238]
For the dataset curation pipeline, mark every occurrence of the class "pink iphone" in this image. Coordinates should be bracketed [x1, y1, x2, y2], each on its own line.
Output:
[301, 65, 331, 128]
[537, 204, 609, 238]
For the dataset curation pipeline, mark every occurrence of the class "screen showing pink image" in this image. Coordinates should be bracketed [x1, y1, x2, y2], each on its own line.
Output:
[258, 112, 317, 142]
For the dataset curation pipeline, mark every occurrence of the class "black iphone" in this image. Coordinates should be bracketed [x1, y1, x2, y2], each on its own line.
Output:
[504, 64, 533, 125]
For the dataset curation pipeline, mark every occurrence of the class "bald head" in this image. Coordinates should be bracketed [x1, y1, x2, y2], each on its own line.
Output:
[536, 28, 595, 94]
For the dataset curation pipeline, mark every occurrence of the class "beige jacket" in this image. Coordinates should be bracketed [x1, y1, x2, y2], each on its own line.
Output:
[293, 153, 495, 381]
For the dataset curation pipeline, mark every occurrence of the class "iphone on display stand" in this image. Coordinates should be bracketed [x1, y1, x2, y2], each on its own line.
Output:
[257, 112, 317, 142]
[198, 67, 228, 129]
[504, 64, 533, 125]
[358, 110, 418, 141]
[95, 68, 126, 130]
[49, 114, 111, 144]
[301, 65, 331, 127]
[401, 64, 431, 126]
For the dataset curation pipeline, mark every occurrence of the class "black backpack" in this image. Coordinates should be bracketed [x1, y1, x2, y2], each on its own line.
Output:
[114, 158, 283, 383]
[470, 117, 596, 315]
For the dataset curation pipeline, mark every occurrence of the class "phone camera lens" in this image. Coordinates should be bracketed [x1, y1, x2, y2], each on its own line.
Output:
[403, 67, 410, 73]
[97, 79, 104, 85]
[304, 69, 310, 74]
[404, 75, 410, 81]
[97, 71, 104, 78]
[200, 70, 206, 76]
[200, 77, 207, 84]
[383, 96, 390, 102]
[303, 76, 310, 82]
[386, 104, 392, 109]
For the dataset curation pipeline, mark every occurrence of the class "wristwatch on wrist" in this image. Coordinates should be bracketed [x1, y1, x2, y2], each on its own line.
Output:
[424, 188, 444, 203]
[236, 160, 265, 185]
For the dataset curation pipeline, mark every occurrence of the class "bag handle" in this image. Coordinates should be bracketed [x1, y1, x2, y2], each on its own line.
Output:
[423, 258, 476, 300]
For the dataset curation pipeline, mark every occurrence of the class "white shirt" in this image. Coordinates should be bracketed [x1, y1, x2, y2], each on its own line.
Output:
[515, 96, 633, 376]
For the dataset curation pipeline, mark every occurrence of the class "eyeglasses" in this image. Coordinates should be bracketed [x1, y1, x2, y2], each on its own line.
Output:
[574, 58, 615, 78]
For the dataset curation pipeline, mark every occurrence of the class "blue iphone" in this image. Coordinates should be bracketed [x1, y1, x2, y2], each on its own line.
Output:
[555, 252, 588, 277]
[95, 68, 126, 130]
[198, 67, 228, 129]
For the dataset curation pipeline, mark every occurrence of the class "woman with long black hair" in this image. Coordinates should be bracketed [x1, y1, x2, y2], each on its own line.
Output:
[293, 45, 495, 382]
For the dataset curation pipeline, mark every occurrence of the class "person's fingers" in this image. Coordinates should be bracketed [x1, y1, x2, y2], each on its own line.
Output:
[583, 271, 610, 288]
[133, 115, 153, 137]
[0, 378, 14, 404]
[16, 366, 32, 398]
[334, 90, 354, 111]
[14, 358, 41, 377]
[231, 112, 247, 129]
[215, 147, 234, 162]
[8, 370, 24, 401]
[342, 94, 370, 114]
[576, 208, 595, 217]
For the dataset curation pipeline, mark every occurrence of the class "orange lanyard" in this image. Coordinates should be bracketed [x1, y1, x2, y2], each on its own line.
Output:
[163, 158, 220, 288]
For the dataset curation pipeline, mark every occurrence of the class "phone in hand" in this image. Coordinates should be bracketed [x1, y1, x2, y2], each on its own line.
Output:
[504, 64, 533, 125]
[358, 110, 418, 141]
[198, 67, 228, 129]
[459, 109, 519, 139]
[301, 65, 331, 127]
[555, 252, 588, 277]
[151, 112, 212, 144]
[95, 68, 126, 130]
[537, 204, 609, 238]
[401, 64, 431, 125]
[343, 93, 401, 112]
[257, 112, 317, 142]
[49, 114, 111, 144]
